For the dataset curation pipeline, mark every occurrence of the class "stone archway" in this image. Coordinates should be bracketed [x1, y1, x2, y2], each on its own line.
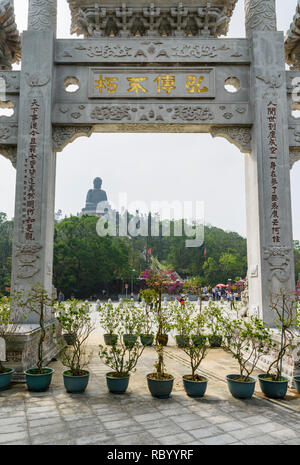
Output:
[0, 0, 299, 376]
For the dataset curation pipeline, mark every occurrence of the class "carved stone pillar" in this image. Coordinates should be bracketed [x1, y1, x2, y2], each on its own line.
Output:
[245, 0, 277, 37]
[245, 0, 295, 326]
[28, 0, 57, 35]
[11, 28, 56, 325]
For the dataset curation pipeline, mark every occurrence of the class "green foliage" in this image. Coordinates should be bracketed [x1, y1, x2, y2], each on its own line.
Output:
[53, 215, 132, 297]
[98, 302, 119, 335]
[56, 300, 94, 376]
[19, 285, 55, 374]
[98, 301, 145, 377]
[266, 290, 299, 381]
[220, 315, 274, 381]
[203, 302, 223, 337]
[0, 213, 13, 296]
[171, 303, 210, 380]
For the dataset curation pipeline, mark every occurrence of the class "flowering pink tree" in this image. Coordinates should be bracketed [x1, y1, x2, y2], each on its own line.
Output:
[140, 269, 182, 378]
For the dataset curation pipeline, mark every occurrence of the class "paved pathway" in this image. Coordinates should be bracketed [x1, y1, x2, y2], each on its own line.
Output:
[0, 344, 299, 445]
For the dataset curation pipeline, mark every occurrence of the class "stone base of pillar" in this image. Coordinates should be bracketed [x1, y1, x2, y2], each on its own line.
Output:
[4, 321, 62, 382]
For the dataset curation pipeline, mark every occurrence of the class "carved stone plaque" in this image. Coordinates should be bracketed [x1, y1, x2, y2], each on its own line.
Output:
[88, 67, 215, 99]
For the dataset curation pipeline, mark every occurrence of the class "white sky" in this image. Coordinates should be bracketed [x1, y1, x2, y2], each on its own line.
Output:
[1, 0, 300, 240]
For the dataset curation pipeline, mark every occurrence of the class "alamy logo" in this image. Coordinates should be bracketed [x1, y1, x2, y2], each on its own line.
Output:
[95, 194, 204, 248]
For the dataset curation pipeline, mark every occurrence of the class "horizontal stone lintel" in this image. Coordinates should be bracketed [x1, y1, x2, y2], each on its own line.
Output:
[55, 38, 251, 64]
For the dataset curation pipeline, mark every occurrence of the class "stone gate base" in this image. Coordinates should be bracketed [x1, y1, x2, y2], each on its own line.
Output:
[4, 321, 62, 383]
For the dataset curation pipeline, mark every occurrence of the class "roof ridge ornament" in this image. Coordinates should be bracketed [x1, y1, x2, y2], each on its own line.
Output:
[67, 1, 238, 38]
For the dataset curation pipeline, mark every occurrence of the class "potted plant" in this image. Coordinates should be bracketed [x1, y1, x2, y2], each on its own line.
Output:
[203, 302, 223, 347]
[20, 285, 56, 392]
[258, 291, 298, 399]
[171, 301, 194, 348]
[121, 300, 142, 348]
[98, 302, 119, 346]
[220, 315, 274, 399]
[140, 268, 180, 398]
[98, 304, 145, 394]
[56, 300, 94, 393]
[139, 289, 156, 346]
[177, 312, 210, 397]
[0, 295, 21, 390]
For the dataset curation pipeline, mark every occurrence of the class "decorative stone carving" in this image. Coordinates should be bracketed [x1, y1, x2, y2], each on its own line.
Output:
[55, 38, 251, 64]
[0, 0, 21, 69]
[256, 73, 283, 89]
[67, 1, 238, 38]
[0, 144, 16, 167]
[171, 106, 214, 121]
[15, 243, 42, 280]
[245, 0, 277, 37]
[28, 0, 57, 33]
[263, 246, 292, 284]
[210, 126, 252, 153]
[290, 148, 300, 169]
[52, 125, 93, 151]
[0, 70, 20, 92]
[25, 73, 50, 88]
[285, 0, 300, 70]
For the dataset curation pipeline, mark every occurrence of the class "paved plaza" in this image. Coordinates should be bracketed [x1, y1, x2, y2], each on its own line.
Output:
[0, 324, 299, 446]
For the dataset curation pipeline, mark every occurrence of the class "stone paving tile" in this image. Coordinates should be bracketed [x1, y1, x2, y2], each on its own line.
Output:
[269, 428, 298, 441]
[242, 435, 280, 446]
[147, 424, 184, 439]
[190, 425, 223, 440]
[218, 420, 247, 433]
[102, 418, 139, 430]
[76, 433, 112, 445]
[159, 432, 195, 445]
[206, 414, 233, 425]
[176, 419, 211, 432]
[201, 433, 237, 445]
[0, 431, 29, 444]
[231, 425, 272, 441]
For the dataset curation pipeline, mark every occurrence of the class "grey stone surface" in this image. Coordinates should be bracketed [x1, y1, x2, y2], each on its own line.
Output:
[67, 0, 238, 38]
[0, 343, 299, 446]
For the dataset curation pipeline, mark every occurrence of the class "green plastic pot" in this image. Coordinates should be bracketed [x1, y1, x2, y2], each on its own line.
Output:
[140, 334, 154, 346]
[146, 373, 174, 399]
[226, 374, 256, 399]
[0, 368, 14, 391]
[104, 333, 118, 346]
[63, 370, 90, 393]
[175, 335, 190, 348]
[183, 375, 208, 398]
[25, 367, 54, 392]
[106, 372, 130, 394]
[123, 334, 138, 348]
[258, 374, 288, 399]
[294, 376, 300, 394]
[192, 335, 207, 347]
[156, 334, 168, 346]
[209, 335, 222, 348]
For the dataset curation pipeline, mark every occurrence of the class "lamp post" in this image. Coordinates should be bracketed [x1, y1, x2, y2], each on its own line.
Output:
[131, 269, 136, 298]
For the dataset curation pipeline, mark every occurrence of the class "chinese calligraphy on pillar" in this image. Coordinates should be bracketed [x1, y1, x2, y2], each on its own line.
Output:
[267, 101, 281, 244]
[22, 98, 41, 242]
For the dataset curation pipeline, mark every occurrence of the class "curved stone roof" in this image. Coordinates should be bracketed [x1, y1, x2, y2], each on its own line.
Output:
[0, 0, 21, 69]
[285, 0, 300, 69]
[67, 0, 238, 38]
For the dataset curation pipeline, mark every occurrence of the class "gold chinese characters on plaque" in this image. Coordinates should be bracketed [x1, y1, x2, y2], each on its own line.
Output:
[89, 68, 215, 99]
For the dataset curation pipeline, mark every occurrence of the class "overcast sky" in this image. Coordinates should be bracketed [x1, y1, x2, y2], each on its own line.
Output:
[1, 0, 300, 240]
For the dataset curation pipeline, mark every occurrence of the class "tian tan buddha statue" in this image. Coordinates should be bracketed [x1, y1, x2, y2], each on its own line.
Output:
[82, 177, 108, 214]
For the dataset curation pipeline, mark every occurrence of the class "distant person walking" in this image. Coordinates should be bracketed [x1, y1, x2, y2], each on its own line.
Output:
[58, 291, 65, 303]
